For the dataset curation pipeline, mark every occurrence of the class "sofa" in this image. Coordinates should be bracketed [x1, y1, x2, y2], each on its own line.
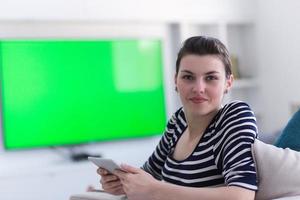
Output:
[251, 139, 300, 200]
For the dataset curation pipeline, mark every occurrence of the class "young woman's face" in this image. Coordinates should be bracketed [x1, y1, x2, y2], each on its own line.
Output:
[175, 54, 233, 118]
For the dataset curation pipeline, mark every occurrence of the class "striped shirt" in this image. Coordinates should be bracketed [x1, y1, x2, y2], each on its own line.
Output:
[143, 101, 258, 190]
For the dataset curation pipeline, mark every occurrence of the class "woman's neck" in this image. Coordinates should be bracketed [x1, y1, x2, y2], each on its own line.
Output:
[185, 109, 219, 138]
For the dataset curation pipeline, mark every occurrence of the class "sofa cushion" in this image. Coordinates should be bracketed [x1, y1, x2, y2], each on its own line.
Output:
[252, 139, 300, 200]
[273, 196, 300, 200]
[275, 108, 300, 151]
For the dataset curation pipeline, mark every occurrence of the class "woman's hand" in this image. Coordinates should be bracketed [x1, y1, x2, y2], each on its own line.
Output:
[114, 164, 159, 200]
[97, 168, 125, 195]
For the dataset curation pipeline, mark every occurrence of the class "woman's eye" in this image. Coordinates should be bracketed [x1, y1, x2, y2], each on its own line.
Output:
[182, 75, 194, 80]
[206, 75, 218, 81]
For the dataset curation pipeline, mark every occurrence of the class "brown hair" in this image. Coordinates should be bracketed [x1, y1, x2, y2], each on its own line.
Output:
[175, 36, 232, 79]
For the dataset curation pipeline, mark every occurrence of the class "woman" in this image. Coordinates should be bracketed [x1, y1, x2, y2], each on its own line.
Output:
[97, 36, 258, 200]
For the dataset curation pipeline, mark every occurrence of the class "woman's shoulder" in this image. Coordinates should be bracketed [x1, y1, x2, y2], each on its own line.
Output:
[214, 101, 258, 140]
[221, 100, 253, 116]
[165, 107, 187, 134]
[224, 100, 251, 109]
[162, 107, 186, 145]
[168, 107, 186, 125]
[215, 100, 256, 126]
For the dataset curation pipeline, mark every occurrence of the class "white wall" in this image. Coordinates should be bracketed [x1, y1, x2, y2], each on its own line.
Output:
[0, 0, 254, 22]
[254, 0, 300, 136]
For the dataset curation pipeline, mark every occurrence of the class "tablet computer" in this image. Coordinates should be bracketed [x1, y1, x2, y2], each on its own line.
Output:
[88, 157, 122, 173]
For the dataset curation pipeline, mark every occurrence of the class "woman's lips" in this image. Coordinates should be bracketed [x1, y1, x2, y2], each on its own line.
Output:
[190, 97, 207, 104]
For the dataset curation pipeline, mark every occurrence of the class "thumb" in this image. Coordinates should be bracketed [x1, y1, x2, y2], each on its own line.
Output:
[120, 163, 140, 174]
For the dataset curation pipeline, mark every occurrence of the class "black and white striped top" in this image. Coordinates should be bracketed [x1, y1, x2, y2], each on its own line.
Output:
[143, 101, 258, 190]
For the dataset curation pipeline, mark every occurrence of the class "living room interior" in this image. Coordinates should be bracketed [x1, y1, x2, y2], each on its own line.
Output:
[1, 0, 300, 200]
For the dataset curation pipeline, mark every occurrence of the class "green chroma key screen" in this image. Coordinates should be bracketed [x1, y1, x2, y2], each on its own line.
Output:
[0, 39, 166, 150]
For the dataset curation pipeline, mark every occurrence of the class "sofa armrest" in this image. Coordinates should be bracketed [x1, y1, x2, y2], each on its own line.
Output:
[70, 192, 127, 200]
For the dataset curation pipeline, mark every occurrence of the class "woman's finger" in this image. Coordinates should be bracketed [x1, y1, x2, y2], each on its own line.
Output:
[97, 167, 109, 175]
[102, 181, 123, 192]
[100, 174, 119, 183]
[120, 164, 141, 174]
[113, 169, 127, 179]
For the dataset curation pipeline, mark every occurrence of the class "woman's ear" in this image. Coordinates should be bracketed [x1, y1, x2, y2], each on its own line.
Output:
[174, 74, 178, 92]
[225, 74, 234, 93]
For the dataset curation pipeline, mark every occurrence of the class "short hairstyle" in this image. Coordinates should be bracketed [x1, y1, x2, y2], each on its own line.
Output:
[175, 36, 232, 79]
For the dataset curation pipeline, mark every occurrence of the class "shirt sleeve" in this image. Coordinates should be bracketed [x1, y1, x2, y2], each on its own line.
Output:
[216, 101, 258, 190]
[142, 109, 181, 180]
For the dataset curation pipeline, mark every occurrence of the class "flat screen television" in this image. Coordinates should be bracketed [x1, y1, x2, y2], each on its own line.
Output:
[0, 39, 166, 150]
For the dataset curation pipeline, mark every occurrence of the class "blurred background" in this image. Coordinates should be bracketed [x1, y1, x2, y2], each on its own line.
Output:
[1, 0, 300, 199]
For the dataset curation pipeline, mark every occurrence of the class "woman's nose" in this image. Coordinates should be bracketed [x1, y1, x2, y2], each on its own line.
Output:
[192, 79, 205, 93]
